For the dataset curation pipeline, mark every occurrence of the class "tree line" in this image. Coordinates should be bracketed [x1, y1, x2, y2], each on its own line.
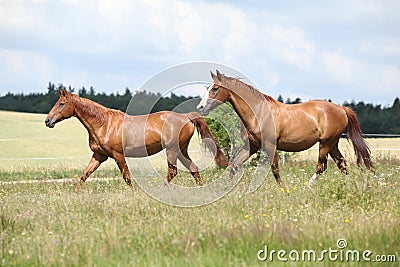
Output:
[0, 82, 399, 134]
[0, 82, 195, 116]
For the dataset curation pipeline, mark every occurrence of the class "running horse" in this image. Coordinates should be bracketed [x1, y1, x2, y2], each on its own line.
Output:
[45, 89, 228, 192]
[197, 70, 373, 186]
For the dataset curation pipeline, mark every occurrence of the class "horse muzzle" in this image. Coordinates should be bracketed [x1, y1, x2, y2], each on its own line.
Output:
[45, 118, 56, 128]
[199, 108, 211, 116]
[197, 103, 211, 116]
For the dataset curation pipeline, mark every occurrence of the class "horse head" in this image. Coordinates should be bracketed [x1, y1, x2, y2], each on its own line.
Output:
[197, 70, 230, 115]
[45, 89, 75, 128]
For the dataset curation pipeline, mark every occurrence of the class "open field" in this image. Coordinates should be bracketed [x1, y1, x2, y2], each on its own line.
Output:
[1, 111, 399, 266]
[293, 138, 400, 163]
[0, 110, 207, 175]
[1, 110, 399, 177]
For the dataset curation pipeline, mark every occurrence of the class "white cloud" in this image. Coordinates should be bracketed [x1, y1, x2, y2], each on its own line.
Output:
[380, 65, 400, 92]
[98, 0, 136, 22]
[166, 1, 254, 61]
[0, 1, 37, 31]
[361, 39, 400, 57]
[320, 51, 361, 84]
[0, 48, 55, 89]
[0, 0, 398, 105]
[342, 0, 384, 20]
[262, 24, 316, 70]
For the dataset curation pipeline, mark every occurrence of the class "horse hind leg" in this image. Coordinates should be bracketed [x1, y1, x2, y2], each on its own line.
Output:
[329, 144, 349, 174]
[178, 148, 202, 186]
[114, 152, 133, 188]
[167, 161, 178, 183]
[309, 143, 330, 186]
[271, 151, 283, 187]
[165, 148, 178, 184]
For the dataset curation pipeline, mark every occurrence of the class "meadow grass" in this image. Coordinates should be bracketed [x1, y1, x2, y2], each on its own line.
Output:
[1, 111, 399, 266]
[1, 159, 399, 266]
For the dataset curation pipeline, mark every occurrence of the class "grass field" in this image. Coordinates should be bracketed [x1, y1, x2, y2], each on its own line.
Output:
[1, 111, 399, 266]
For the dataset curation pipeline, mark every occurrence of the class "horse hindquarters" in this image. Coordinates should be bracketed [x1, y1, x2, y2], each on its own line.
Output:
[161, 113, 203, 185]
[309, 105, 372, 185]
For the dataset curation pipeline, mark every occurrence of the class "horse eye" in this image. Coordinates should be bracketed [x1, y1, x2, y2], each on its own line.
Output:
[59, 102, 65, 107]
[212, 87, 219, 92]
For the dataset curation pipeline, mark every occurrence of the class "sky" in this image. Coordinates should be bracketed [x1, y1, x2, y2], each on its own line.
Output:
[0, 0, 399, 105]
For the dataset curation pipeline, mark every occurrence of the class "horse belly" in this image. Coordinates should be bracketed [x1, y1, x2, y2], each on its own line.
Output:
[123, 128, 163, 157]
[124, 143, 163, 157]
[277, 128, 319, 152]
[277, 139, 317, 152]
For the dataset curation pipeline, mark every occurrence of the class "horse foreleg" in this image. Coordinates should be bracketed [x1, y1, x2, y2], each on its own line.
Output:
[75, 153, 107, 193]
[114, 153, 133, 188]
[229, 147, 251, 180]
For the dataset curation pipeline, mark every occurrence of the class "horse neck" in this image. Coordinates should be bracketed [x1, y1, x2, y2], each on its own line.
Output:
[71, 96, 108, 132]
[227, 88, 261, 122]
[227, 86, 280, 131]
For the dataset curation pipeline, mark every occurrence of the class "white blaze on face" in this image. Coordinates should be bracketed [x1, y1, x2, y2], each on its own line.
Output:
[197, 84, 213, 110]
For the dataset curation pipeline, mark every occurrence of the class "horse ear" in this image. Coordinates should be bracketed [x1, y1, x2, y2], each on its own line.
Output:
[59, 89, 67, 96]
[216, 69, 224, 81]
[210, 71, 219, 82]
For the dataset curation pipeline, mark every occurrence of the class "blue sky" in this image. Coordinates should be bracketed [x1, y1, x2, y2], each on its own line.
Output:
[0, 0, 399, 105]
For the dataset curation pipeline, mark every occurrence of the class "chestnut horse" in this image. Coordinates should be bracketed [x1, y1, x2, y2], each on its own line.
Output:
[45, 89, 228, 192]
[197, 70, 373, 186]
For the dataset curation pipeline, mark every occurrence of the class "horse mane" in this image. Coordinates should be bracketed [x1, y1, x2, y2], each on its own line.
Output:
[68, 93, 122, 125]
[221, 75, 276, 104]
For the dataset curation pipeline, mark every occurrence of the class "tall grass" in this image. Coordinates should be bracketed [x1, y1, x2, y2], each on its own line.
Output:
[1, 111, 399, 265]
[1, 158, 399, 266]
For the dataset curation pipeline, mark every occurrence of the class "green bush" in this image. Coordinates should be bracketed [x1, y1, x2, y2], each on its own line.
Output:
[205, 103, 243, 159]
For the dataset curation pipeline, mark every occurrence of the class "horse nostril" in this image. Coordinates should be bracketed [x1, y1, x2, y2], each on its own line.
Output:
[45, 118, 53, 127]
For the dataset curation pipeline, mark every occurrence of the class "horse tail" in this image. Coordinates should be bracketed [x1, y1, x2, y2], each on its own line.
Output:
[343, 106, 374, 170]
[186, 112, 229, 167]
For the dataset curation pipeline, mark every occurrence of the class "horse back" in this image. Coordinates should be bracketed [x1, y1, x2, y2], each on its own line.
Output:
[123, 111, 194, 157]
[273, 100, 347, 151]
